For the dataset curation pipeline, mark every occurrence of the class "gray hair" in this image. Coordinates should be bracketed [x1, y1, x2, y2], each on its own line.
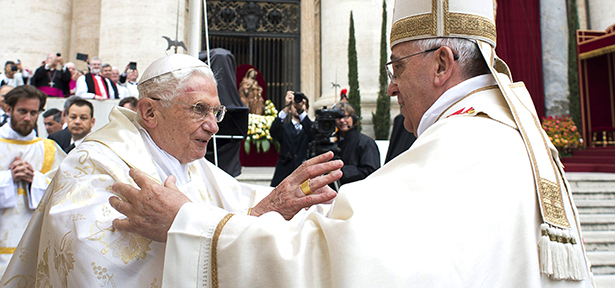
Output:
[63, 95, 82, 112]
[137, 66, 217, 108]
[413, 38, 489, 79]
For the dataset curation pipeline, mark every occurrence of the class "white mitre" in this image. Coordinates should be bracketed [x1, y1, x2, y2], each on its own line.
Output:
[390, 0, 496, 47]
[139, 54, 211, 86]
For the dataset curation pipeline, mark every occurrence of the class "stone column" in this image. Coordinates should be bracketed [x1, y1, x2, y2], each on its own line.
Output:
[587, 0, 615, 30]
[98, 0, 186, 74]
[0, 0, 72, 72]
[70, 0, 102, 71]
[541, 0, 570, 116]
[187, 0, 202, 57]
[301, 0, 320, 116]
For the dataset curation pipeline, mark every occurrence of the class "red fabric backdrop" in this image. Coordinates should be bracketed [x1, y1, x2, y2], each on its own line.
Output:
[495, 0, 546, 119]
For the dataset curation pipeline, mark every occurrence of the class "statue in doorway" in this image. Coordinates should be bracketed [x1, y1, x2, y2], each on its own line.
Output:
[238, 68, 265, 115]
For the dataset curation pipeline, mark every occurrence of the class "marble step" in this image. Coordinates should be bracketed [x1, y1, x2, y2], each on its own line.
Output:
[583, 231, 615, 252]
[575, 200, 615, 214]
[580, 214, 615, 231]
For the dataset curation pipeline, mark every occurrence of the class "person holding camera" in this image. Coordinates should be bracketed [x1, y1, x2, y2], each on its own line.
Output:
[1, 61, 26, 88]
[269, 91, 314, 187]
[31, 53, 72, 97]
[334, 102, 380, 185]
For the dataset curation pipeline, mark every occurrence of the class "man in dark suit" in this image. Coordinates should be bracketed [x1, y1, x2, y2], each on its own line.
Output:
[384, 113, 417, 164]
[269, 91, 313, 187]
[48, 96, 82, 152]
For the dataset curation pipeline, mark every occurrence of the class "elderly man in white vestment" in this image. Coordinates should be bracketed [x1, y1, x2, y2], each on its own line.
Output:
[0, 85, 65, 277]
[104, 0, 596, 287]
[0, 54, 341, 287]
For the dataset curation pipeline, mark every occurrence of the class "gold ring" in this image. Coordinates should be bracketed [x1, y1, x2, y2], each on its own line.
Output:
[300, 179, 313, 195]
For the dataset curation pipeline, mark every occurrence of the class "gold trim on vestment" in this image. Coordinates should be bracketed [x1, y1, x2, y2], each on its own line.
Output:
[17, 188, 26, 195]
[211, 213, 234, 288]
[578, 44, 615, 60]
[41, 139, 56, 174]
[0, 138, 43, 145]
[0, 247, 16, 254]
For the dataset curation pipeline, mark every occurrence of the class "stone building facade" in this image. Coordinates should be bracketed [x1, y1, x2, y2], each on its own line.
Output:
[1, 0, 614, 137]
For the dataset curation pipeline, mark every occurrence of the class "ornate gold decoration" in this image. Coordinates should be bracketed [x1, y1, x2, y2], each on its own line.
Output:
[211, 213, 235, 288]
[110, 233, 152, 264]
[36, 243, 52, 287]
[391, 13, 436, 45]
[150, 277, 159, 288]
[449, 13, 496, 43]
[540, 178, 571, 228]
[54, 231, 76, 288]
[3, 274, 36, 288]
[91, 262, 116, 287]
[390, 0, 496, 46]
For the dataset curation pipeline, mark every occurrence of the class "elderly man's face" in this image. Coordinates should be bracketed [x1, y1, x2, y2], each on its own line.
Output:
[387, 42, 436, 134]
[154, 75, 220, 164]
[90, 60, 102, 75]
[111, 69, 120, 82]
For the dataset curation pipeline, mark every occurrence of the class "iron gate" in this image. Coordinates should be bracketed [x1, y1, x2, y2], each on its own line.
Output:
[205, 0, 301, 110]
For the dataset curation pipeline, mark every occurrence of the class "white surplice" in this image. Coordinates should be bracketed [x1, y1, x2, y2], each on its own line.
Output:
[0, 124, 65, 277]
[162, 75, 594, 288]
[0, 107, 270, 287]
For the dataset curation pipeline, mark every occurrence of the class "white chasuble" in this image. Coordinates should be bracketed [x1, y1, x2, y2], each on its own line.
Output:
[163, 81, 593, 287]
[0, 124, 65, 278]
[0, 107, 268, 287]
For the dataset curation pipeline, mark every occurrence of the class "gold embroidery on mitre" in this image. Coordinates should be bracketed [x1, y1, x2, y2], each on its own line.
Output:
[449, 13, 496, 43]
[539, 178, 571, 228]
[391, 13, 436, 45]
[443, 0, 450, 36]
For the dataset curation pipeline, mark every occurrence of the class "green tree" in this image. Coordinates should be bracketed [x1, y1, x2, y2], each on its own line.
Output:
[566, 0, 581, 129]
[372, 0, 390, 140]
[348, 11, 361, 128]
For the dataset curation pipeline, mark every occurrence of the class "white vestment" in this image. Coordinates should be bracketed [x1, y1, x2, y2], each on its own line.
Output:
[0, 124, 65, 277]
[162, 75, 594, 287]
[0, 107, 270, 287]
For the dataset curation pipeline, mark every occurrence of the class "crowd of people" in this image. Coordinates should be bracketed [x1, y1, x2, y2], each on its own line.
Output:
[1, 54, 139, 100]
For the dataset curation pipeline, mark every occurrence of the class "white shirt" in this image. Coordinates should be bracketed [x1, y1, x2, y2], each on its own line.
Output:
[416, 74, 497, 137]
[75, 74, 117, 99]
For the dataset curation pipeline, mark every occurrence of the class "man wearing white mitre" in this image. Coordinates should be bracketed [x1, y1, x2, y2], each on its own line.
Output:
[0, 54, 342, 287]
[101, 2, 596, 288]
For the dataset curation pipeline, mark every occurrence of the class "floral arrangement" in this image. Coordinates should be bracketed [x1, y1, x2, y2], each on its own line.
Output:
[245, 100, 279, 154]
[541, 115, 583, 156]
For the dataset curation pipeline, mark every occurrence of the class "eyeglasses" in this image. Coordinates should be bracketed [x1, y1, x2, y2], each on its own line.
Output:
[149, 97, 226, 122]
[385, 47, 440, 84]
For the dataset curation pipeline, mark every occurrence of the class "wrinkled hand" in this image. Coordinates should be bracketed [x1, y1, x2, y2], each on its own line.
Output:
[10, 156, 34, 183]
[109, 168, 191, 242]
[251, 151, 343, 219]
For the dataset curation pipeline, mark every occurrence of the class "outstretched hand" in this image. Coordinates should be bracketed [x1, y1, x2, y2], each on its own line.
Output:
[109, 168, 190, 242]
[250, 151, 343, 219]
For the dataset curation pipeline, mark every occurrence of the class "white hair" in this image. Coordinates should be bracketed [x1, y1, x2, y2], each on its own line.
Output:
[412, 38, 489, 78]
[137, 66, 217, 107]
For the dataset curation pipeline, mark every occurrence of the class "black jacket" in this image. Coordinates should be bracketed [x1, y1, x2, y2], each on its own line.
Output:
[48, 128, 74, 153]
[269, 115, 313, 187]
[385, 114, 417, 164]
[31, 65, 72, 96]
[338, 127, 381, 185]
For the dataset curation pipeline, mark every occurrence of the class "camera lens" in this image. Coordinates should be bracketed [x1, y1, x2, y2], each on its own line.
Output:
[56, 53, 61, 57]
[294, 92, 305, 104]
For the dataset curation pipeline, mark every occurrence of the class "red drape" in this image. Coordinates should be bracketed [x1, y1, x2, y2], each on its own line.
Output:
[495, 0, 546, 119]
